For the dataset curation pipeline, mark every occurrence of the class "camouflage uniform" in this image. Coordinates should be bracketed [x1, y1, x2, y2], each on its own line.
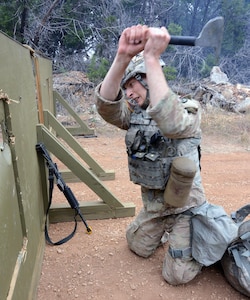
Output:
[95, 84, 206, 285]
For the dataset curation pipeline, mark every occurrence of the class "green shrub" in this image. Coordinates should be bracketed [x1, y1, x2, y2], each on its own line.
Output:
[163, 65, 177, 81]
[87, 55, 109, 83]
[199, 54, 217, 78]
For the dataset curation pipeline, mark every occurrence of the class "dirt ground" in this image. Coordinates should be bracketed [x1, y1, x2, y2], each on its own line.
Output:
[36, 116, 250, 300]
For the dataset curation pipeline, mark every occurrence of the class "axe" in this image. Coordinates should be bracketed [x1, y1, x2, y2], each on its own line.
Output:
[169, 16, 224, 59]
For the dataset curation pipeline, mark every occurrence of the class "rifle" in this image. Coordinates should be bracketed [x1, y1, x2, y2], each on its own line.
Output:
[36, 143, 92, 245]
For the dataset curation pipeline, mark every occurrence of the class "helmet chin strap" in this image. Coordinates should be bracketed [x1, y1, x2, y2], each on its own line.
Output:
[134, 74, 150, 109]
[141, 91, 150, 109]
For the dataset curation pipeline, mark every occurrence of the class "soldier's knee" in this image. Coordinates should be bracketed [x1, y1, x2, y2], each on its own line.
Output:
[162, 252, 202, 285]
[126, 222, 157, 258]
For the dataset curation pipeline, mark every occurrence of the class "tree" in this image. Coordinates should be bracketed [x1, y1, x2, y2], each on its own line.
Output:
[0, 0, 28, 42]
[221, 0, 249, 56]
[0, 0, 249, 84]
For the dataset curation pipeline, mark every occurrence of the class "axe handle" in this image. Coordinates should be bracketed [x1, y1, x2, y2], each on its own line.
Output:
[169, 36, 196, 46]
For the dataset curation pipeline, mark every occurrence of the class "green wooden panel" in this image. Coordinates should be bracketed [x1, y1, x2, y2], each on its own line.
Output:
[0, 144, 23, 299]
[37, 56, 54, 113]
[0, 31, 47, 300]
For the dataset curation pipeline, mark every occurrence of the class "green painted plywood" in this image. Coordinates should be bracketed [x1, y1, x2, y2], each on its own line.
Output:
[0, 31, 47, 300]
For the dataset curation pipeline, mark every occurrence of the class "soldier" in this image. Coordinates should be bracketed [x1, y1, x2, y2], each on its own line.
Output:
[94, 24, 207, 285]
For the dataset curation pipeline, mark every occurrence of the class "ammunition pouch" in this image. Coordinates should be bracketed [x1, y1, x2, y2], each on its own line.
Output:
[126, 128, 174, 189]
[128, 156, 170, 189]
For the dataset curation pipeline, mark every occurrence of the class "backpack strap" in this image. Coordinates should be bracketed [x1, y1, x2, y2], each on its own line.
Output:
[230, 246, 250, 273]
[228, 219, 250, 274]
[239, 222, 250, 252]
[231, 204, 250, 223]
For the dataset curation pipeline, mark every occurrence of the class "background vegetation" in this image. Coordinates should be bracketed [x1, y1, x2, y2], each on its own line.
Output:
[0, 0, 250, 84]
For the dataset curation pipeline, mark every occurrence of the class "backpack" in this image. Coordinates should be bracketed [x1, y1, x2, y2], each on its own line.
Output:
[221, 204, 250, 297]
[190, 202, 239, 266]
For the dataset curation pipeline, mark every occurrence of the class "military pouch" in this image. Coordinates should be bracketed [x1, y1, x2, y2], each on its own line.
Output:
[164, 157, 196, 207]
[128, 156, 169, 189]
[190, 202, 238, 266]
[125, 128, 145, 155]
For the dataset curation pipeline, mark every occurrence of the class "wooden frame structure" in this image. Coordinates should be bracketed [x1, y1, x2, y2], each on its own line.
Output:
[37, 109, 135, 222]
[32, 49, 135, 223]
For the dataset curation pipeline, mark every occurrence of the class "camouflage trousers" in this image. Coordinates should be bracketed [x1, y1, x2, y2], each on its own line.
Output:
[126, 208, 202, 285]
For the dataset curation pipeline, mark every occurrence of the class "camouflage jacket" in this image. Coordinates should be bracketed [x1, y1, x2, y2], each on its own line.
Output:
[95, 83, 206, 215]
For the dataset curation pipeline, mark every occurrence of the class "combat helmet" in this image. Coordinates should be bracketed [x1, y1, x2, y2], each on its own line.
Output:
[121, 51, 165, 89]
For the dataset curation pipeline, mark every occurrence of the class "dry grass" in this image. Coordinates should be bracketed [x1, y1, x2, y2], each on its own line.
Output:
[201, 106, 250, 148]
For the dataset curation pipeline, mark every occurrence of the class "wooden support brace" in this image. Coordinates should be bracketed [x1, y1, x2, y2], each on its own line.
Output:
[49, 201, 136, 223]
[53, 90, 95, 136]
[43, 109, 115, 181]
[36, 124, 135, 221]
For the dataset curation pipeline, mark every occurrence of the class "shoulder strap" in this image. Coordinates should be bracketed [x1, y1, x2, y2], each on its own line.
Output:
[44, 165, 78, 246]
[231, 204, 250, 223]
[198, 145, 201, 170]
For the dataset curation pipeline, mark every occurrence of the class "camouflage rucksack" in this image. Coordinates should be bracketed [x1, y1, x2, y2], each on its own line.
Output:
[221, 204, 250, 297]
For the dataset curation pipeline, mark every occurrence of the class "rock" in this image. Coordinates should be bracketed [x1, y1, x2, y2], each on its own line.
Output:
[221, 88, 234, 101]
[210, 66, 229, 84]
[235, 97, 250, 113]
[52, 70, 250, 115]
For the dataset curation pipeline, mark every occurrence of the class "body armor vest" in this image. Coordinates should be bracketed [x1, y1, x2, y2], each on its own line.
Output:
[125, 108, 200, 190]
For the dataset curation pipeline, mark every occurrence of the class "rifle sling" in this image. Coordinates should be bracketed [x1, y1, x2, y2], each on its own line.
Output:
[45, 165, 78, 246]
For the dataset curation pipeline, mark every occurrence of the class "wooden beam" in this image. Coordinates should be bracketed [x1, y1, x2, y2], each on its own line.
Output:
[34, 56, 44, 124]
[53, 90, 95, 136]
[49, 201, 135, 222]
[60, 169, 115, 183]
[43, 109, 115, 181]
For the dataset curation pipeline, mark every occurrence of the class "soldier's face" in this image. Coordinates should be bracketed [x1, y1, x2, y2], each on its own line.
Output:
[124, 77, 147, 107]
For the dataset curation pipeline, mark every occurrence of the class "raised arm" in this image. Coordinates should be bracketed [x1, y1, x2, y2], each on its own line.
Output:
[143, 27, 171, 107]
[99, 25, 148, 101]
